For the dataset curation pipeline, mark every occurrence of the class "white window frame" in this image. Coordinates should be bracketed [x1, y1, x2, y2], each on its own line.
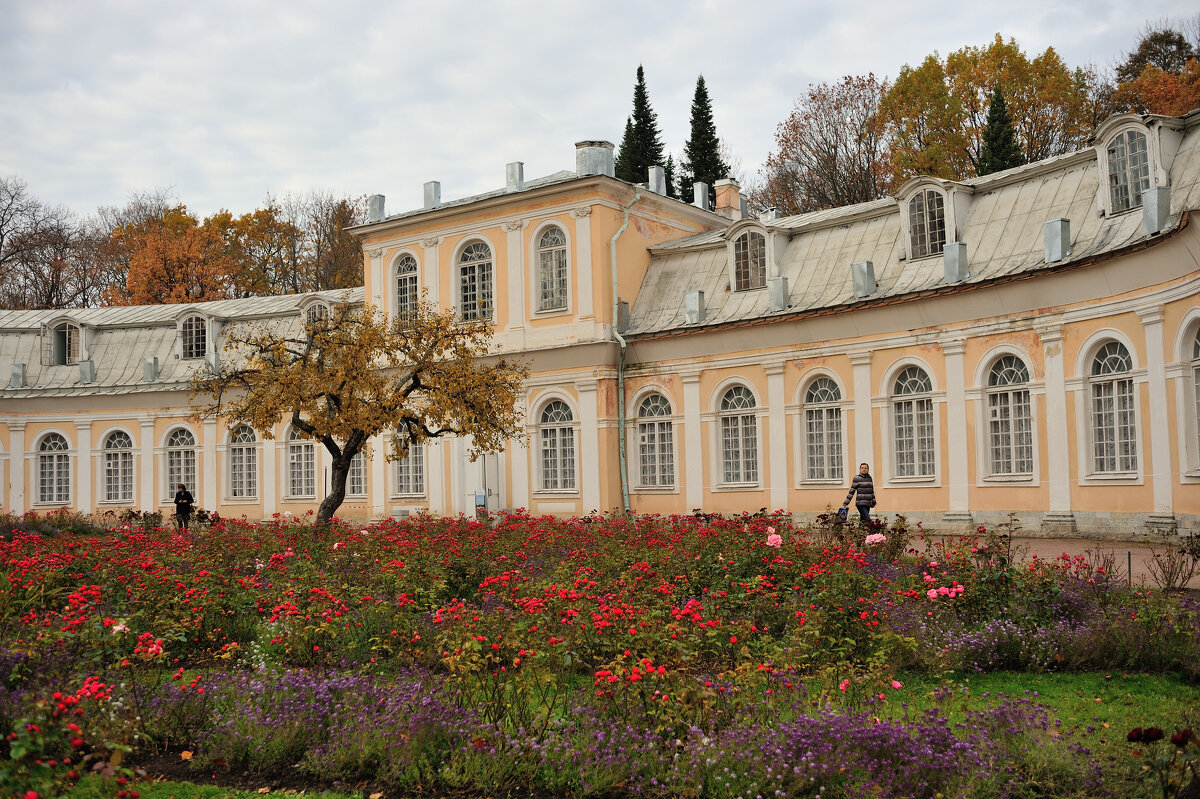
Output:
[347, 449, 367, 497]
[908, 188, 947, 260]
[394, 252, 420, 319]
[391, 441, 426, 498]
[634, 392, 675, 489]
[888, 365, 937, 481]
[733, 231, 767, 291]
[102, 430, 135, 504]
[227, 425, 259, 500]
[286, 427, 317, 498]
[537, 400, 577, 492]
[985, 355, 1034, 478]
[457, 240, 494, 322]
[534, 225, 569, 313]
[970, 346, 1042, 488]
[304, 302, 330, 327]
[164, 427, 197, 499]
[180, 314, 207, 360]
[1106, 129, 1151, 215]
[716, 384, 760, 487]
[36, 432, 72, 505]
[800, 376, 844, 482]
[1088, 340, 1139, 476]
[41, 321, 81, 366]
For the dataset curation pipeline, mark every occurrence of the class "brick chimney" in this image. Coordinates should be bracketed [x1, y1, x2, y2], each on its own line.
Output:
[715, 179, 742, 220]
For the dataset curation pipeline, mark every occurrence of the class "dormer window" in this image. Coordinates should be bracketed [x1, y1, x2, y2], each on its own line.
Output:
[305, 302, 329, 326]
[733, 231, 766, 291]
[41, 321, 79, 366]
[908, 189, 946, 259]
[181, 315, 206, 360]
[1107, 129, 1150, 213]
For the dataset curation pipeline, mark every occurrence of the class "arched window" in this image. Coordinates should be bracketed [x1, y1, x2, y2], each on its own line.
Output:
[1090, 341, 1137, 473]
[348, 449, 367, 497]
[637, 394, 674, 487]
[166, 428, 197, 495]
[458, 242, 493, 321]
[1107, 130, 1150, 214]
[393, 441, 425, 496]
[539, 400, 576, 491]
[909, 189, 946, 259]
[305, 303, 329, 326]
[229, 425, 258, 499]
[1192, 329, 1200, 462]
[986, 356, 1033, 475]
[38, 433, 70, 504]
[395, 254, 419, 318]
[892, 366, 935, 477]
[720, 385, 758, 484]
[181, 315, 206, 360]
[536, 227, 568, 312]
[103, 431, 134, 502]
[733, 231, 766, 291]
[287, 428, 316, 497]
[42, 322, 80, 366]
[803, 378, 843, 480]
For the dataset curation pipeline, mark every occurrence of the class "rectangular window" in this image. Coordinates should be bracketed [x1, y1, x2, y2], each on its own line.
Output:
[393, 443, 425, 496]
[231, 446, 257, 498]
[168, 449, 196, 496]
[288, 443, 315, 496]
[638, 419, 674, 487]
[540, 427, 576, 490]
[460, 265, 493, 321]
[348, 450, 366, 497]
[104, 451, 133, 502]
[804, 407, 843, 480]
[1092, 378, 1137, 473]
[538, 248, 568, 311]
[721, 415, 758, 484]
[894, 398, 934, 477]
[39, 455, 70, 504]
[988, 389, 1033, 474]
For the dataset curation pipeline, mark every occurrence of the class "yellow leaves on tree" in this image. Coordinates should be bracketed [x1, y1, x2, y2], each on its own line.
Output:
[1114, 59, 1200, 117]
[107, 205, 237, 306]
[191, 300, 528, 522]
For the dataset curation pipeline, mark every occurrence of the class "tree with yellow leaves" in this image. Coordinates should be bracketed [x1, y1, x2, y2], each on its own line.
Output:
[192, 300, 528, 522]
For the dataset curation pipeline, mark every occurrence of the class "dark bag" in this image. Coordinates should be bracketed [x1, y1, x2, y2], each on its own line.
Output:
[836, 506, 848, 521]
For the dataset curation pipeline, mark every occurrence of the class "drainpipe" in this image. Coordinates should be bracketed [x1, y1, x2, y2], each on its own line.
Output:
[609, 187, 641, 513]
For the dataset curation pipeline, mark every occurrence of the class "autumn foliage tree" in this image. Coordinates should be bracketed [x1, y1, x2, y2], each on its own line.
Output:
[751, 74, 893, 215]
[1113, 59, 1200, 115]
[192, 300, 528, 522]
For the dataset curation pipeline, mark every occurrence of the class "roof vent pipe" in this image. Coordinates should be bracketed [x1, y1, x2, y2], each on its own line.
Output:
[423, 181, 441, 210]
[758, 207, 778, 223]
[1143, 186, 1170, 235]
[78, 360, 95, 385]
[9, 363, 26, 388]
[143, 357, 159, 382]
[943, 242, 969, 283]
[684, 290, 706, 324]
[367, 194, 385, 223]
[692, 182, 710, 211]
[768, 276, 789, 311]
[648, 165, 666, 195]
[1044, 218, 1071, 263]
[851, 260, 876, 298]
[506, 161, 525, 192]
[575, 140, 615, 177]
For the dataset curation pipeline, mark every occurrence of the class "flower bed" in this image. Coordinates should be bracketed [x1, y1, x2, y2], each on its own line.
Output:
[1, 511, 1196, 797]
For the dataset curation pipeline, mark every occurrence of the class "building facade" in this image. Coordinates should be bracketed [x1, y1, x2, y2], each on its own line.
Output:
[2, 112, 1199, 536]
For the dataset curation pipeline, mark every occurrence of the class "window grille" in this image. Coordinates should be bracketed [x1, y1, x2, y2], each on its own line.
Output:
[987, 356, 1033, 475]
[348, 450, 366, 497]
[1107, 130, 1151, 213]
[637, 394, 674, 487]
[537, 227, 568, 311]
[181, 316, 206, 359]
[305, 303, 329, 326]
[42, 322, 80, 366]
[229, 426, 258, 498]
[734, 232, 767, 291]
[166, 428, 197, 494]
[395, 255, 419, 318]
[804, 378, 843, 480]
[458, 242, 493, 321]
[539, 400, 576, 490]
[103, 431, 134, 502]
[719, 386, 758, 484]
[287, 428, 316, 497]
[892, 366, 935, 477]
[393, 442, 425, 496]
[1090, 341, 1137, 473]
[38, 433, 70, 504]
[909, 189, 946, 259]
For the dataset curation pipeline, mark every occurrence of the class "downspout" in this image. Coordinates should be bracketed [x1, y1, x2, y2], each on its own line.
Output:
[609, 187, 641, 513]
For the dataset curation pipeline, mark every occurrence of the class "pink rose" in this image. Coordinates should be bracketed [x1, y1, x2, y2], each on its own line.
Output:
[766, 533, 783, 549]
[926, 589, 938, 600]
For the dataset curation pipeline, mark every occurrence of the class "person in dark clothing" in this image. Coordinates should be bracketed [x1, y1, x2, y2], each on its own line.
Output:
[843, 463, 876, 522]
[174, 483, 194, 531]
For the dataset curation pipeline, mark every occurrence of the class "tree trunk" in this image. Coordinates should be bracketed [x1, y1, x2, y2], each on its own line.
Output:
[317, 451, 352, 524]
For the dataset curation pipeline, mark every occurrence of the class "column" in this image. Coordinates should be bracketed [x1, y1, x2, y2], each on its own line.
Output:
[262, 437, 278, 517]
[202, 420, 218, 513]
[139, 418, 155, 511]
[504, 220, 525, 332]
[510, 428, 530, 510]
[941, 339, 971, 523]
[573, 208, 594, 320]
[427, 438, 446, 514]
[849, 353, 875, 469]
[368, 248, 385, 308]
[76, 421, 93, 514]
[575, 380, 601, 512]
[681, 370, 703, 510]
[1138, 306, 1176, 529]
[10, 423, 26, 513]
[370, 437, 386, 519]
[421, 237, 441, 307]
[765, 363, 788, 511]
[1038, 323, 1075, 532]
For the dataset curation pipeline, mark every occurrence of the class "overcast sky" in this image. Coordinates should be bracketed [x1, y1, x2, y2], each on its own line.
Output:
[1, 0, 1195, 220]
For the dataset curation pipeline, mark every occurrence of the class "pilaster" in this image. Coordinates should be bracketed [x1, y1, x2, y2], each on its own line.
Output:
[941, 339, 971, 525]
[1138, 306, 1176, 532]
[139, 418, 155, 511]
[76, 421, 93, 514]
[765, 363, 788, 511]
[1037, 323, 1075, 533]
[10, 423, 25, 514]
[681, 370, 703, 510]
[849, 353, 874, 469]
[575, 380, 601, 512]
[573, 207, 594, 320]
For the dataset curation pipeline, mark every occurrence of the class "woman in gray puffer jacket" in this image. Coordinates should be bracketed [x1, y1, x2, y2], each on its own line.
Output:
[843, 463, 876, 522]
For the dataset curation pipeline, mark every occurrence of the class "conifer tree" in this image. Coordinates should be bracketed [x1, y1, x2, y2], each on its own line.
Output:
[614, 65, 666, 185]
[663, 154, 679, 199]
[680, 75, 730, 205]
[976, 87, 1024, 176]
